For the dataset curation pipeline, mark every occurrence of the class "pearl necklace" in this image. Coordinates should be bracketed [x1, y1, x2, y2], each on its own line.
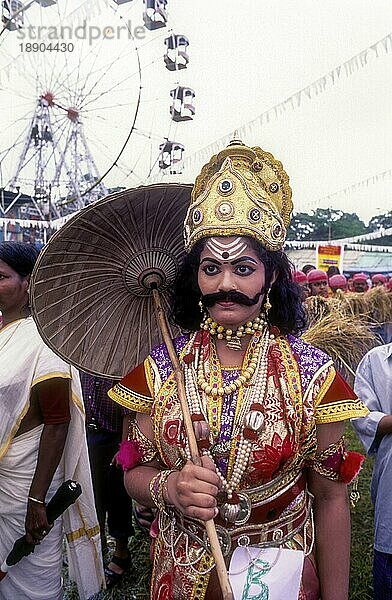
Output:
[200, 314, 266, 350]
[197, 330, 264, 397]
[183, 328, 272, 515]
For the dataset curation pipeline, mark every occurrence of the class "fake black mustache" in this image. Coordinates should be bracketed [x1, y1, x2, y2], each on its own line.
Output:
[202, 290, 264, 307]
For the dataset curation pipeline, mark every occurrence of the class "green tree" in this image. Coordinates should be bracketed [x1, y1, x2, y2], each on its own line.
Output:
[287, 209, 367, 241]
[368, 210, 392, 231]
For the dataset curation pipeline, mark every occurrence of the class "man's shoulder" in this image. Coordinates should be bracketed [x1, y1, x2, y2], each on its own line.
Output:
[286, 334, 331, 366]
[360, 342, 392, 369]
[366, 342, 392, 359]
[149, 333, 190, 364]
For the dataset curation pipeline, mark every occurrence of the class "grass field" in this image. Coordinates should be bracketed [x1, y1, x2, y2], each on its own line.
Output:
[347, 423, 374, 600]
[64, 423, 374, 600]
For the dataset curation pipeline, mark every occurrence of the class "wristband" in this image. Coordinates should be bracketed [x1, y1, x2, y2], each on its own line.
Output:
[149, 469, 175, 512]
[28, 495, 46, 506]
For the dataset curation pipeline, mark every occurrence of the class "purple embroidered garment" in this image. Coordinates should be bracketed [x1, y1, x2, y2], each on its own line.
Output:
[287, 335, 331, 390]
[217, 370, 240, 476]
[150, 335, 332, 476]
[150, 335, 189, 382]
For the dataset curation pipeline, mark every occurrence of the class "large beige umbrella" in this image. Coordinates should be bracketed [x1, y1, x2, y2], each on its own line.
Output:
[30, 183, 192, 378]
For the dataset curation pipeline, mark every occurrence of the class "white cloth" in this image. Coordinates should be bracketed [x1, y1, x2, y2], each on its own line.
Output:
[352, 342, 392, 554]
[229, 546, 304, 600]
[0, 426, 64, 600]
[0, 317, 104, 599]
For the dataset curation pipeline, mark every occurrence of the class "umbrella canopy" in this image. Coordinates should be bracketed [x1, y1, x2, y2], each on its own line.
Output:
[30, 183, 193, 378]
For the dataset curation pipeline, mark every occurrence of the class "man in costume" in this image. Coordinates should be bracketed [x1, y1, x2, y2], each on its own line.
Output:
[307, 269, 329, 298]
[109, 140, 368, 600]
[0, 242, 104, 600]
[352, 343, 392, 599]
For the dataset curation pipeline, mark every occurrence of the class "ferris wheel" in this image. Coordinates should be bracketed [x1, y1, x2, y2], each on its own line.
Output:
[0, 0, 195, 240]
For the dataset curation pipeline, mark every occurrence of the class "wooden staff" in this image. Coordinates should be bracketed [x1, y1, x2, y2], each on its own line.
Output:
[152, 288, 234, 600]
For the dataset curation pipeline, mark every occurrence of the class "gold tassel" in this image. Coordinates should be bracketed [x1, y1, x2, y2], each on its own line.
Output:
[349, 477, 360, 508]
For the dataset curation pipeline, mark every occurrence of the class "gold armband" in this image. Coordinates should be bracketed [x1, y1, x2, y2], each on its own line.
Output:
[310, 436, 345, 481]
[128, 418, 157, 464]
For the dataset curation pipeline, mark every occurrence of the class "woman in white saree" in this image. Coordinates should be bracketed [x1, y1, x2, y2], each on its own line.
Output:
[0, 242, 104, 600]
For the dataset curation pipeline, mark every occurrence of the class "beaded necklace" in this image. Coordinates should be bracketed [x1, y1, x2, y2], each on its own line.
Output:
[183, 325, 273, 521]
[200, 314, 266, 351]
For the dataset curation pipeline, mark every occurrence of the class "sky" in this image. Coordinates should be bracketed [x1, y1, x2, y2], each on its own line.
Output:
[0, 0, 391, 223]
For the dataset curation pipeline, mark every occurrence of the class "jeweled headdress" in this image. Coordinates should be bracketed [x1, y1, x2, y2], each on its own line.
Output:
[183, 137, 293, 252]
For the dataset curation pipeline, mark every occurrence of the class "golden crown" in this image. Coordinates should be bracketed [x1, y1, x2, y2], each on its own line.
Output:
[183, 138, 293, 252]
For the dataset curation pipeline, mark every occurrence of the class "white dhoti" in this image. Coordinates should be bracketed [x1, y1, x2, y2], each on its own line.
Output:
[0, 318, 105, 600]
[0, 426, 64, 600]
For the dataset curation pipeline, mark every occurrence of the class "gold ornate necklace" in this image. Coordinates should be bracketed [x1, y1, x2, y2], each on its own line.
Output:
[200, 314, 266, 351]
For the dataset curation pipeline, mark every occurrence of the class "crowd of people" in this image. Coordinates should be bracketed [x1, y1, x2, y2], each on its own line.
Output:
[0, 138, 391, 600]
[293, 266, 392, 301]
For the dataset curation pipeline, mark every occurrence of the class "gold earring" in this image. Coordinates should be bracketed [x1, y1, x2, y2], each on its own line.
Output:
[264, 288, 272, 315]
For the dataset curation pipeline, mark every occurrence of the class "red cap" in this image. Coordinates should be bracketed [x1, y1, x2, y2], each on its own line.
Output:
[307, 269, 328, 283]
[329, 274, 347, 289]
[371, 274, 387, 284]
[293, 270, 307, 283]
[352, 272, 368, 283]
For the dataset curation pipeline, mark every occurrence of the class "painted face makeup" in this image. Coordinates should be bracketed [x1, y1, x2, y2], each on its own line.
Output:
[204, 237, 248, 261]
[198, 237, 266, 330]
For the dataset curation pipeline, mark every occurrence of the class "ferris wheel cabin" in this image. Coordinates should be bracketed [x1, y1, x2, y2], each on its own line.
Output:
[164, 34, 189, 71]
[143, 0, 168, 31]
[170, 86, 195, 122]
[2, 0, 23, 30]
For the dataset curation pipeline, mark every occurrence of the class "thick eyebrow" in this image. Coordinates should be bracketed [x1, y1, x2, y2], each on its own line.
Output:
[200, 257, 221, 265]
[231, 256, 258, 265]
[200, 256, 259, 266]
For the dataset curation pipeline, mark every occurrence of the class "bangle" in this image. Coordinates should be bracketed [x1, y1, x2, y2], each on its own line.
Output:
[149, 470, 175, 512]
[28, 495, 46, 505]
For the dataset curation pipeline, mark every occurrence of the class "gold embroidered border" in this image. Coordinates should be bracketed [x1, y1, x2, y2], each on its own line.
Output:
[150, 356, 163, 396]
[0, 398, 30, 461]
[152, 338, 193, 463]
[71, 391, 85, 415]
[66, 524, 100, 542]
[302, 359, 333, 406]
[315, 399, 369, 424]
[128, 418, 158, 462]
[190, 554, 213, 600]
[144, 357, 155, 397]
[314, 366, 336, 409]
[152, 373, 177, 461]
[310, 435, 345, 480]
[245, 468, 303, 505]
[32, 371, 71, 387]
[150, 532, 165, 599]
[108, 384, 152, 413]
[277, 337, 303, 436]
